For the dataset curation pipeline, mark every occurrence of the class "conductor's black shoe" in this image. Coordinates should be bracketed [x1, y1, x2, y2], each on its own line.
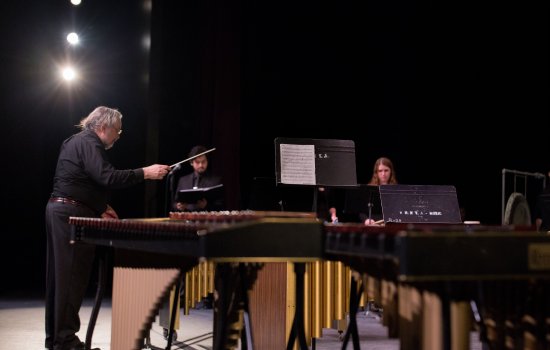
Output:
[65, 342, 100, 350]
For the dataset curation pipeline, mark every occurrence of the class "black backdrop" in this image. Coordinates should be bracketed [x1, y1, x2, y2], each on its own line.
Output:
[0, 0, 547, 294]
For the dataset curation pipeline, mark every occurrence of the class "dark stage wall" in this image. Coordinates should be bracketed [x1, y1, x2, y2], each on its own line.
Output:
[0, 0, 548, 293]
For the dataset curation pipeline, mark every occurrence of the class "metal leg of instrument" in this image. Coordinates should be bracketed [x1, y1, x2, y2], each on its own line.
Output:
[143, 332, 152, 350]
[471, 283, 491, 348]
[341, 277, 362, 350]
[142, 327, 164, 350]
[241, 311, 252, 350]
[85, 247, 108, 350]
[238, 264, 254, 350]
[213, 265, 226, 350]
[213, 263, 249, 350]
[286, 263, 309, 350]
[165, 273, 182, 350]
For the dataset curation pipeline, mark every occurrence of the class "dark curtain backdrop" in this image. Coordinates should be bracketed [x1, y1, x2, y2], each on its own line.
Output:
[150, 0, 241, 212]
[1, 0, 152, 294]
[238, 0, 549, 222]
[148, 0, 548, 222]
[0, 0, 547, 295]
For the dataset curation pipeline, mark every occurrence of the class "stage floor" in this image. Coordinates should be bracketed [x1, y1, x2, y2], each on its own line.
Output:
[0, 295, 483, 349]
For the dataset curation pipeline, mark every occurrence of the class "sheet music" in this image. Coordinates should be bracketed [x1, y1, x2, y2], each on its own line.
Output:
[280, 143, 316, 185]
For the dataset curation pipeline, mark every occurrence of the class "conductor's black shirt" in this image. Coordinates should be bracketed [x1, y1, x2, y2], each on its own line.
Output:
[51, 129, 144, 214]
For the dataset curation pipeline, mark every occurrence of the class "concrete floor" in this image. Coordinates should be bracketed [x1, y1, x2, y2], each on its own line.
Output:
[0, 295, 483, 350]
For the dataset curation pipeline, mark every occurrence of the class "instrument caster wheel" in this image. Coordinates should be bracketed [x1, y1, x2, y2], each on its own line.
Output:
[163, 328, 177, 341]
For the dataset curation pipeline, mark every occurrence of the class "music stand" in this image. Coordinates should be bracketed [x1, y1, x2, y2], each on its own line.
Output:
[274, 137, 358, 213]
[274, 137, 357, 187]
[273, 137, 358, 349]
[344, 185, 382, 223]
[379, 184, 462, 224]
[177, 184, 224, 210]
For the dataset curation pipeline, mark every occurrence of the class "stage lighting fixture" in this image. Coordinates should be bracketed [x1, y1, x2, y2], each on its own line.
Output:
[67, 32, 79, 45]
[61, 67, 77, 81]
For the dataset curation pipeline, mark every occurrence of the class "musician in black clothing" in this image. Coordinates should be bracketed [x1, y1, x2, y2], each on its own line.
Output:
[172, 145, 222, 310]
[45, 106, 170, 350]
[173, 145, 223, 212]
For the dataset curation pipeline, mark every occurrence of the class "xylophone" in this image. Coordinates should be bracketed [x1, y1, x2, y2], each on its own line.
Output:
[324, 223, 550, 350]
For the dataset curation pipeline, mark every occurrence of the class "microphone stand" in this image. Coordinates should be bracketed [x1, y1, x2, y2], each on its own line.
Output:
[165, 168, 178, 216]
[165, 173, 172, 216]
[367, 201, 373, 223]
[366, 188, 373, 223]
[366, 186, 380, 223]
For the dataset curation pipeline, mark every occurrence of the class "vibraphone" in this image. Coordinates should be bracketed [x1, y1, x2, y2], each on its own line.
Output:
[70, 211, 353, 350]
[324, 223, 550, 350]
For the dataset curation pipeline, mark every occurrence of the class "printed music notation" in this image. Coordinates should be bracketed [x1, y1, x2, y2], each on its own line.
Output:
[279, 143, 316, 185]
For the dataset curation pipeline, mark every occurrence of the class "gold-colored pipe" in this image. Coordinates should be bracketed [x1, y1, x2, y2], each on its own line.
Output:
[312, 261, 323, 338]
[304, 263, 312, 344]
[323, 261, 333, 329]
[334, 262, 345, 318]
[182, 259, 357, 348]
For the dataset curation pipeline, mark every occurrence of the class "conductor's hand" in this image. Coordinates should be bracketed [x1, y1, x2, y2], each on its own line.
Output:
[101, 204, 119, 219]
[143, 164, 170, 180]
[176, 202, 188, 211]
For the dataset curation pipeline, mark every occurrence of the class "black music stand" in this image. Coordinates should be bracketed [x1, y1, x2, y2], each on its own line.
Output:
[344, 185, 382, 223]
[379, 184, 462, 224]
[274, 137, 358, 349]
[246, 177, 314, 212]
[274, 137, 357, 214]
[177, 184, 224, 206]
[275, 137, 357, 188]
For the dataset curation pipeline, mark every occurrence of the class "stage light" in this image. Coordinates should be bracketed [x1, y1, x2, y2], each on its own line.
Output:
[143, 0, 152, 12]
[70, 0, 82, 5]
[142, 34, 150, 50]
[67, 32, 79, 45]
[61, 67, 77, 81]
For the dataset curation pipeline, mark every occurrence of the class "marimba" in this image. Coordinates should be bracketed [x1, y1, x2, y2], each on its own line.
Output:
[325, 223, 550, 350]
[70, 211, 332, 350]
[71, 212, 550, 350]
